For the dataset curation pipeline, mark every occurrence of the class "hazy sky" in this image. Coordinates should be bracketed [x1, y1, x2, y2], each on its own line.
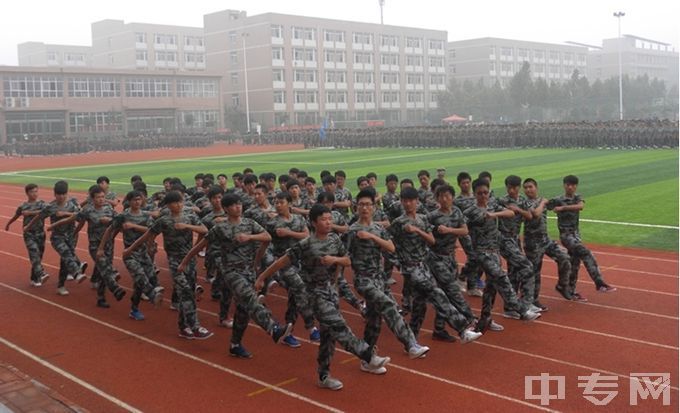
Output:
[1, 0, 678, 65]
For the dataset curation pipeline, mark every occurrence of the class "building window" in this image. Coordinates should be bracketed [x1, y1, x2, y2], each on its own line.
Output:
[428, 39, 443, 50]
[155, 51, 177, 62]
[324, 30, 345, 42]
[4, 75, 64, 98]
[501, 47, 513, 58]
[534, 50, 545, 60]
[125, 78, 171, 98]
[429, 56, 444, 67]
[382, 91, 399, 103]
[292, 27, 316, 41]
[407, 74, 423, 85]
[155, 34, 177, 45]
[185, 53, 204, 63]
[274, 90, 286, 103]
[352, 32, 373, 45]
[177, 79, 217, 97]
[230, 51, 238, 66]
[325, 70, 346, 83]
[381, 54, 399, 65]
[294, 70, 316, 82]
[231, 72, 239, 85]
[136, 51, 148, 61]
[325, 91, 347, 103]
[293, 48, 316, 62]
[430, 74, 445, 85]
[549, 50, 560, 61]
[449, 49, 456, 59]
[324, 50, 345, 63]
[273, 69, 284, 82]
[272, 47, 284, 61]
[406, 37, 422, 48]
[406, 55, 423, 66]
[353, 52, 372, 64]
[271, 25, 283, 39]
[381, 72, 399, 84]
[407, 92, 423, 102]
[490, 62, 496, 72]
[354, 71, 374, 84]
[355, 91, 374, 103]
[232, 94, 240, 107]
[135, 32, 146, 43]
[380, 35, 398, 47]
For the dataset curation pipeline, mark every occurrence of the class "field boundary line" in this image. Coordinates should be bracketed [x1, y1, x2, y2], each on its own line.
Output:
[0, 282, 344, 413]
[0, 336, 143, 413]
[546, 216, 678, 230]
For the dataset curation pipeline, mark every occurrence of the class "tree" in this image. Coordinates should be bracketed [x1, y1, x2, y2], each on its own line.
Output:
[508, 61, 533, 121]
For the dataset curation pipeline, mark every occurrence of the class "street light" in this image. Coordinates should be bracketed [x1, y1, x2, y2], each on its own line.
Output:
[613, 11, 625, 121]
[242, 33, 251, 133]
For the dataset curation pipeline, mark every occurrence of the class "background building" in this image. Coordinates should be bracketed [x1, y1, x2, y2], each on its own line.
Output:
[587, 35, 678, 87]
[447, 37, 588, 87]
[204, 9, 448, 129]
[0, 66, 222, 144]
[17, 42, 93, 68]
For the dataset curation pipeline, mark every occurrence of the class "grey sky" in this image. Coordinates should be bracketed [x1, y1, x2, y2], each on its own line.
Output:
[1, 0, 678, 65]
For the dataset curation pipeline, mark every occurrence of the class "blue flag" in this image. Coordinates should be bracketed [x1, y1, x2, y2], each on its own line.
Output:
[319, 118, 328, 142]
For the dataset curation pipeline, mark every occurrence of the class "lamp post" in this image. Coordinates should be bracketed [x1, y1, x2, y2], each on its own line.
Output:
[242, 33, 251, 133]
[613, 11, 625, 121]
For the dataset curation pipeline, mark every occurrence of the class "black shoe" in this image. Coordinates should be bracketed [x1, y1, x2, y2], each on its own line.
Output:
[555, 284, 573, 300]
[229, 344, 253, 359]
[97, 299, 110, 308]
[271, 322, 293, 344]
[432, 329, 457, 342]
[113, 287, 126, 301]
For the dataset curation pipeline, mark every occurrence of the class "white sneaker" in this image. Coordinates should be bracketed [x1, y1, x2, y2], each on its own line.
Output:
[456, 279, 467, 292]
[408, 344, 430, 359]
[522, 310, 541, 321]
[75, 272, 87, 283]
[30, 280, 42, 287]
[460, 328, 483, 344]
[141, 293, 149, 301]
[40, 273, 50, 283]
[502, 310, 521, 320]
[318, 376, 343, 390]
[368, 354, 390, 369]
[467, 288, 483, 297]
[488, 320, 504, 332]
[66, 274, 75, 281]
[57, 287, 69, 296]
[198, 250, 206, 258]
[529, 304, 543, 313]
[360, 360, 387, 375]
[219, 319, 234, 328]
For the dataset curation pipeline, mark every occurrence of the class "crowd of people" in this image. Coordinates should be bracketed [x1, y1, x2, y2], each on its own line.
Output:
[262, 119, 679, 149]
[1, 133, 216, 157]
[6, 167, 618, 390]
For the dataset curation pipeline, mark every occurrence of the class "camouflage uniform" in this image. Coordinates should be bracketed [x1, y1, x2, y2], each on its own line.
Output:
[243, 204, 276, 271]
[17, 201, 47, 282]
[286, 233, 374, 378]
[425, 207, 476, 333]
[206, 218, 279, 345]
[417, 187, 438, 212]
[388, 214, 471, 337]
[42, 199, 83, 288]
[346, 221, 417, 351]
[267, 214, 315, 330]
[77, 204, 121, 300]
[454, 194, 482, 289]
[202, 209, 234, 321]
[548, 194, 607, 291]
[150, 212, 202, 330]
[463, 203, 526, 328]
[523, 197, 571, 300]
[111, 210, 157, 308]
[333, 187, 352, 220]
[496, 195, 536, 310]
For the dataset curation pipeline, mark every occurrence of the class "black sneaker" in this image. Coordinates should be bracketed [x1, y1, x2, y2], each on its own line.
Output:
[96, 298, 110, 308]
[229, 344, 253, 359]
[432, 329, 457, 342]
[271, 322, 293, 344]
[113, 287, 126, 301]
[555, 284, 573, 300]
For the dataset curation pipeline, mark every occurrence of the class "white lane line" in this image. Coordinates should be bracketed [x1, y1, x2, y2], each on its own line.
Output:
[546, 216, 678, 230]
[0, 337, 143, 413]
[0, 282, 344, 413]
[589, 250, 679, 263]
[0, 173, 162, 188]
[538, 294, 679, 321]
[540, 274, 678, 297]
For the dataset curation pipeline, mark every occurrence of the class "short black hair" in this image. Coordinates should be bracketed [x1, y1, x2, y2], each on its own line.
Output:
[435, 184, 455, 198]
[162, 177, 173, 184]
[305, 177, 316, 185]
[89, 185, 103, 197]
[125, 190, 143, 202]
[317, 191, 336, 203]
[457, 172, 472, 184]
[243, 174, 258, 185]
[400, 178, 414, 187]
[96, 176, 110, 184]
[322, 175, 336, 185]
[504, 175, 522, 187]
[563, 175, 579, 185]
[430, 178, 446, 192]
[320, 170, 331, 179]
[207, 185, 225, 199]
[278, 174, 291, 184]
[164, 190, 183, 205]
[523, 178, 538, 187]
[356, 176, 369, 187]
[24, 183, 38, 193]
[297, 170, 308, 178]
[130, 175, 143, 184]
[265, 173, 277, 182]
[132, 181, 148, 196]
[232, 172, 243, 180]
[288, 167, 300, 175]
[221, 193, 241, 208]
[254, 183, 268, 192]
[385, 174, 398, 184]
[366, 172, 377, 180]
[400, 187, 419, 200]
[472, 178, 490, 192]
[479, 171, 492, 181]
[194, 173, 205, 180]
[217, 173, 227, 180]
[275, 191, 292, 203]
[356, 188, 376, 203]
[287, 181, 300, 190]
[417, 170, 430, 178]
[170, 183, 186, 193]
[309, 203, 330, 223]
[334, 170, 346, 178]
[54, 180, 68, 195]
[243, 167, 254, 175]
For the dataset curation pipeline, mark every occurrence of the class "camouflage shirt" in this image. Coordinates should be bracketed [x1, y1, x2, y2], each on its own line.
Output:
[244, 204, 276, 228]
[206, 218, 265, 267]
[427, 207, 466, 255]
[77, 204, 117, 245]
[239, 192, 255, 211]
[17, 201, 46, 234]
[454, 194, 476, 212]
[523, 197, 548, 239]
[388, 213, 433, 264]
[266, 214, 308, 257]
[286, 233, 347, 289]
[111, 210, 153, 248]
[549, 194, 584, 233]
[496, 195, 531, 238]
[150, 211, 202, 256]
[382, 191, 400, 212]
[418, 187, 438, 212]
[41, 199, 80, 237]
[463, 203, 506, 251]
[333, 187, 352, 218]
[346, 222, 391, 274]
[201, 209, 226, 258]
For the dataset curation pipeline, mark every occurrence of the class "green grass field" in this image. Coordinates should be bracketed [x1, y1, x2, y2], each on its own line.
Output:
[0, 147, 677, 251]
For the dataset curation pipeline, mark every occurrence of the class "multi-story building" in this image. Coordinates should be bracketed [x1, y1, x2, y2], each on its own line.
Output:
[203, 9, 448, 129]
[0, 66, 223, 144]
[447, 37, 588, 87]
[91, 19, 206, 72]
[587, 35, 678, 87]
[17, 42, 93, 67]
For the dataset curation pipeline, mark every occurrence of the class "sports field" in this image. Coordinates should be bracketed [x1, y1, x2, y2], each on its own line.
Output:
[0, 147, 677, 250]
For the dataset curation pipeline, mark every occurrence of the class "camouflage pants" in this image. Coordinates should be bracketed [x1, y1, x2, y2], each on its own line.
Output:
[354, 274, 416, 351]
[403, 263, 471, 337]
[23, 232, 45, 281]
[477, 251, 524, 327]
[212, 257, 233, 322]
[279, 264, 315, 330]
[425, 253, 476, 332]
[459, 235, 483, 289]
[167, 255, 199, 330]
[313, 288, 372, 378]
[123, 251, 156, 308]
[525, 236, 571, 300]
[499, 236, 535, 309]
[88, 241, 119, 299]
[224, 267, 277, 345]
[337, 270, 362, 310]
[560, 232, 605, 290]
[50, 234, 81, 287]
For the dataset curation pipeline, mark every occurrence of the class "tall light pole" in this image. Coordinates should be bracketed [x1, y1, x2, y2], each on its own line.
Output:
[379, 0, 385, 25]
[242, 33, 251, 133]
[613, 11, 625, 120]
